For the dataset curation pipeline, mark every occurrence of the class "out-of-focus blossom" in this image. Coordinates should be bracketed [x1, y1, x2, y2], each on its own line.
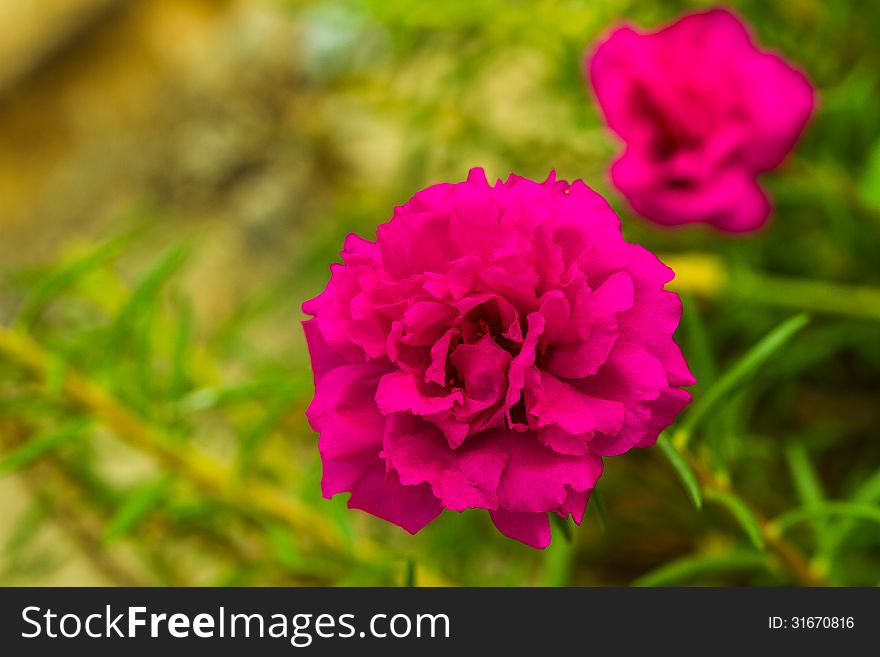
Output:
[587, 8, 814, 232]
[303, 169, 694, 548]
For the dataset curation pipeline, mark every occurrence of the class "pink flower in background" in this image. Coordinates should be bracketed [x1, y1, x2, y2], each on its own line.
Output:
[303, 169, 694, 549]
[587, 8, 814, 232]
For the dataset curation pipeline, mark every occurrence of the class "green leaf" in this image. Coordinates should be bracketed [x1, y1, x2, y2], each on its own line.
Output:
[542, 523, 573, 586]
[632, 550, 771, 587]
[169, 295, 194, 400]
[680, 295, 731, 475]
[675, 313, 809, 448]
[657, 434, 702, 509]
[44, 355, 67, 399]
[705, 489, 765, 550]
[15, 235, 131, 329]
[550, 512, 573, 543]
[178, 380, 293, 414]
[103, 477, 172, 544]
[266, 525, 304, 572]
[109, 245, 189, 350]
[0, 421, 90, 475]
[858, 139, 880, 211]
[825, 468, 880, 557]
[590, 487, 607, 532]
[404, 558, 417, 587]
[784, 442, 831, 554]
[237, 385, 299, 473]
[679, 294, 717, 394]
[265, 526, 340, 578]
[770, 501, 880, 536]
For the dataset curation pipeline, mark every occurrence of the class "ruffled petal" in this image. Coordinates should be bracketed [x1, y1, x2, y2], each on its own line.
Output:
[306, 363, 390, 498]
[485, 428, 604, 513]
[489, 508, 552, 550]
[347, 466, 443, 535]
[384, 414, 508, 512]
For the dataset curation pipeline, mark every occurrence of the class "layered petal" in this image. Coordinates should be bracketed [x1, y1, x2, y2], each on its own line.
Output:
[302, 168, 693, 548]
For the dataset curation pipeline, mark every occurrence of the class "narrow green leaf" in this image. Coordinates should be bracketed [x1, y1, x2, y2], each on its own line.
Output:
[265, 524, 342, 578]
[15, 235, 131, 329]
[680, 295, 732, 475]
[44, 355, 67, 399]
[657, 434, 702, 509]
[178, 380, 291, 414]
[404, 558, 416, 587]
[590, 487, 607, 532]
[109, 245, 189, 349]
[826, 468, 880, 557]
[169, 295, 194, 400]
[770, 501, 880, 536]
[705, 489, 765, 550]
[103, 478, 172, 544]
[679, 294, 717, 394]
[858, 138, 880, 211]
[550, 512, 573, 543]
[266, 525, 304, 571]
[0, 421, 90, 475]
[237, 386, 298, 473]
[784, 442, 832, 554]
[542, 526, 573, 586]
[675, 313, 809, 448]
[632, 550, 770, 587]
[785, 443, 825, 507]
[133, 302, 158, 410]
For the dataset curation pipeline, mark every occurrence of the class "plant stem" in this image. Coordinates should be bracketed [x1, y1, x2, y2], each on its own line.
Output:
[664, 253, 880, 322]
[688, 453, 825, 587]
[733, 270, 880, 322]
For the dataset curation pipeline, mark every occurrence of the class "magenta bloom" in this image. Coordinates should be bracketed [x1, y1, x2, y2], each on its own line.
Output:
[303, 169, 694, 548]
[587, 8, 814, 232]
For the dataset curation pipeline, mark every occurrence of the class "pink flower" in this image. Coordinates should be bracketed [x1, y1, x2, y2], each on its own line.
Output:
[587, 8, 814, 232]
[303, 169, 694, 549]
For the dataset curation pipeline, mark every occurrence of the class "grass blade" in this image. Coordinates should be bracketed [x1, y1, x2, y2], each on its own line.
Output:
[550, 512, 573, 543]
[169, 295, 194, 400]
[633, 550, 770, 587]
[679, 293, 717, 394]
[657, 434, 702, 509]
[15, 236, 131, 329]
[0, 421, 90, 475]
[109, 245, 189, 350]
[675, 313, 809, 448]
[590, 487, 607, 532]
[237, 385, 299, 474]
[404, 558, 416, 587]
[769, 501, 880, 536]
[103, 477, 172, 544]
[705, 489, 765, 550]
[784, 442, 832, 555]
[825, 468, 880, 558]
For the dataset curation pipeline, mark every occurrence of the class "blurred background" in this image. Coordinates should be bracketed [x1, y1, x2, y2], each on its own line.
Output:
[1, 0, 879, 586]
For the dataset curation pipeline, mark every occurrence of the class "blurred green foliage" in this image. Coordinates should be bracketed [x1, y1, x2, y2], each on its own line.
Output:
[1, 0, 879, 586]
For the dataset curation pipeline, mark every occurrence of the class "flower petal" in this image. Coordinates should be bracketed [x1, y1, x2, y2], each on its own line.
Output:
[489, 508, 552, 550]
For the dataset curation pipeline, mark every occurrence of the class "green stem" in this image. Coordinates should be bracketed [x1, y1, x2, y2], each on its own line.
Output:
[659, 438, 826, 586]
[732, 270, 880, 322]
[666, 253, 880, 322]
